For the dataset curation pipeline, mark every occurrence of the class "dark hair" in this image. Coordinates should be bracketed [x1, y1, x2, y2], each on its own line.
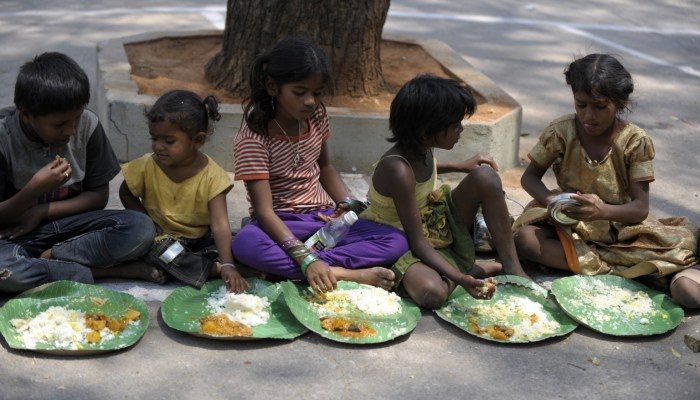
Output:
[564, 54, 633, 112]
[243, 37, 332, 134]
[389, 74, 476, 155]
[146, 90, 221, 138]
[14, 52, 90, 116]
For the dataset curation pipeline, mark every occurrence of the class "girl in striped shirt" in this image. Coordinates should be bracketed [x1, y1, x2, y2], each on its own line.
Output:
[232, 37, 408, 293]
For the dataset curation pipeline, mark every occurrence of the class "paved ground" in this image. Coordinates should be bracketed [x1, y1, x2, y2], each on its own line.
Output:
[0, 1, 698, 399]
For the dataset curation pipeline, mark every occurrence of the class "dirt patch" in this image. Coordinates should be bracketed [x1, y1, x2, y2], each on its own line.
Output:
[125, 35, 513, 122]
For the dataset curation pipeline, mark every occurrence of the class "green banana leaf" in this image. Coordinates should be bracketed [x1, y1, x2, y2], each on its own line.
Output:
[0, 281, 149, 354]
[436, 275, 578, 343]
[550, 275, 683, 336]
[281, 280, 421, 344]
[161, 278, 307, 340]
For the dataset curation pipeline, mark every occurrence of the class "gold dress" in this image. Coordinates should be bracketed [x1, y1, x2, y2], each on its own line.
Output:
[512, 114, 698, 278]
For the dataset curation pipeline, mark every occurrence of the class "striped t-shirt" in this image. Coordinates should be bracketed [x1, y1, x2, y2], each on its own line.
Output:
[234, 105, 333, 213]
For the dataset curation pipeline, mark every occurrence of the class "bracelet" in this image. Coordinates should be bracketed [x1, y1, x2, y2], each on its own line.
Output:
[337, 198, 367, 214]
[219, 262, 236, 269]
[299, 253, 320, 275]
[280, 237, 303, 250]
[287, 244, 311, 261]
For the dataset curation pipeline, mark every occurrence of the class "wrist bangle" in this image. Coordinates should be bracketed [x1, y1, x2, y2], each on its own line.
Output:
[300, 253, 320, 275]
[337, 198, 367, 214]
[280, 237, 303, 250]
[287, 244, 311, 261]
[219, 262, 236, 269]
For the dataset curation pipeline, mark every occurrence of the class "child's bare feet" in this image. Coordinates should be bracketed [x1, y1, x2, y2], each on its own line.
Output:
[330, 266, 395, 291]
[91, 261, 168, 284]
[502, 262, 533, 281]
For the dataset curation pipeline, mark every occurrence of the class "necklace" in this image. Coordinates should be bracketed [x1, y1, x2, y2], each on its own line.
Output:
[273, 119, 303, 168]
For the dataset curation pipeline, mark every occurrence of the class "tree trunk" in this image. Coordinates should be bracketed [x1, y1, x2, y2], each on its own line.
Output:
[205, 0, 390, 97]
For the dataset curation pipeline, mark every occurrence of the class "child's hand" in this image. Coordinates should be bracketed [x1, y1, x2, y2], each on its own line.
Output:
[306, 260, 337, 293]
[317, 203, 348, 222]
[458, 154, 499, 173]
[220, 263, 249, 294]
[565, 192, 605, 221]
[0, 205, 47, 239]
[26, 156, 71, 194]
[459, 275, 495, 300]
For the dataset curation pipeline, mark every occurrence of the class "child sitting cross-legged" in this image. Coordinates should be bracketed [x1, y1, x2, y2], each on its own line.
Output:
[120, 90, 248, 293]
[0, 52, 157, 293]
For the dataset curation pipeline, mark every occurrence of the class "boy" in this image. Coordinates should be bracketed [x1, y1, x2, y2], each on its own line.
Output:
[0, 52, 157, 293]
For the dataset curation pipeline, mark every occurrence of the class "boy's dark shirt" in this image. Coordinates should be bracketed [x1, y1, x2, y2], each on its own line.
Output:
[0, 106, 119, 206]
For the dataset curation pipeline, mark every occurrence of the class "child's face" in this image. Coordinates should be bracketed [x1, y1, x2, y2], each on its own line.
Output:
[432, 122, 464, 150]
[573, 90, 618, 137]
[269, 73, 325, 123]
[149, 120, 202, 167]
[20, 108, 83, 145]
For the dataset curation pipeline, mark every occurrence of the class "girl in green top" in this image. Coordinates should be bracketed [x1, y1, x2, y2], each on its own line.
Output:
[361, 74, 529, 308]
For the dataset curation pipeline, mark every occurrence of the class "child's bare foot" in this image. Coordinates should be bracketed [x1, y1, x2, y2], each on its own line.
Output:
[91, 261, 168, 284]
[40, 248, 53, 259]
[235, 264, 267, 280]
[330, 266, 395, 291]
[470, 260, 502, 279]
[502, 262, 533, 281]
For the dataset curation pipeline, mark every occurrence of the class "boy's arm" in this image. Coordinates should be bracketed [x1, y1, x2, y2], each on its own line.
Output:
[0, 185, 107, 239]
[119, 181, 147, 214]
[0, 156, 71, 228]
[208, 192, 248, 293]
[44, 184, 109, 219]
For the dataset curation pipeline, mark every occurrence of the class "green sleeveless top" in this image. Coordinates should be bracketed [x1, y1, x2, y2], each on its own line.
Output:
[360, 155, 437, 231]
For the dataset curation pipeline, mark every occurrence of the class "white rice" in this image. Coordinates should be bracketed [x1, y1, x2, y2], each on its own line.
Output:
[313, 286, 402, 317]
[468, 296, 560, 341]
[568, 279, 659, 327]
[10, 306, 140, 350]
[10, 306, 90, 350]
[205, 286, 270, 326]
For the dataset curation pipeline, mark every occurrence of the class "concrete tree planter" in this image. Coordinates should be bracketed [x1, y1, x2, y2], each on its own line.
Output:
[96, 30, 521, 173]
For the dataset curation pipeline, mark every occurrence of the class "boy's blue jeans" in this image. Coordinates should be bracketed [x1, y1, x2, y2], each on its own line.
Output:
[0, 210, 155, 293]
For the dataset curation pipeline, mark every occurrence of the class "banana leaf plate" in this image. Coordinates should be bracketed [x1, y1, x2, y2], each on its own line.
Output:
[436, 275, 578, 343]
[281, 280, 421, 344]
[161, 278, 307, 340]
[550, 275, 683, 336]
[0, 281, 149, 355]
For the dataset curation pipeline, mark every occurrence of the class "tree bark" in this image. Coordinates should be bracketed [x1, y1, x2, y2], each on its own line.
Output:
[205, 0, 390, 97]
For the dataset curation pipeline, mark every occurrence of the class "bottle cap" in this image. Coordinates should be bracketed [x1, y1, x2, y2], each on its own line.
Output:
[343, 210, 358, 225]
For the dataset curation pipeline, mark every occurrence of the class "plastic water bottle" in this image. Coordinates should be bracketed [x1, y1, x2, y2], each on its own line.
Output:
[304, 211, 359, 252]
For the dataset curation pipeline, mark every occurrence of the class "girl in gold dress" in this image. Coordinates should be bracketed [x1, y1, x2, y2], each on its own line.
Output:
[512, 54, 699, 308]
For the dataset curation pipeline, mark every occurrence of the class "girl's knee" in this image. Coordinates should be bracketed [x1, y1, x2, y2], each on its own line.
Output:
[670, 277, 700, 309]
[469, 165, 502, 192]
[513, 226, 537, 257]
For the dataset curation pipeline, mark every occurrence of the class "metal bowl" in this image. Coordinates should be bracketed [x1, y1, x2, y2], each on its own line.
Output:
[547, 193, 581, 226]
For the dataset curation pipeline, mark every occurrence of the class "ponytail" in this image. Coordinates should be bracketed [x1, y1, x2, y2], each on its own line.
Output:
[147, 89, 220, 138]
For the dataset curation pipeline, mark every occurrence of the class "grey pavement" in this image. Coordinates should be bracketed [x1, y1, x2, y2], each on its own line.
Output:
[0, 1, 699, 399]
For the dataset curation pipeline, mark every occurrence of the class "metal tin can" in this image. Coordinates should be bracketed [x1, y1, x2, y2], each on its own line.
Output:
[473, 212, 493, 253]
[547, 193, 581, 226]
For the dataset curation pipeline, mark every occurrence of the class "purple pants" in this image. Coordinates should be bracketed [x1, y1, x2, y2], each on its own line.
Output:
[231, 209, 409, 280]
